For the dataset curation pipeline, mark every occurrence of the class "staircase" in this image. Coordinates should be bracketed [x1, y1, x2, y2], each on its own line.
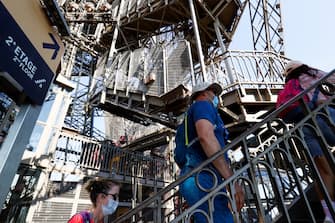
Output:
[26, 128, 174, 223]
[48, 129, 173, 187]
[112, 70, 335, 223]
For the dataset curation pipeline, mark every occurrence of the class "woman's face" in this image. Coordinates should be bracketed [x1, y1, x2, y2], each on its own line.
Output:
[97, 183, 121, 217]
[102, 183, 120, 206]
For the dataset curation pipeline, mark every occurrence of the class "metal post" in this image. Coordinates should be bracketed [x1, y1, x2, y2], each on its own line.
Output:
[0, 103, 42, 210]
[163, 46, 167, 93]
[108, 0, 124, 58]
[186, 41, 195, 86]
[71, 182, 82, 216]
[188, 0, 207, 82]
[35, 88, 67, 157]
[261, 0, 275, 77]
[261, 0, 272, 51]
[131, 165, 137, 223]
[214, 20, 235, 85]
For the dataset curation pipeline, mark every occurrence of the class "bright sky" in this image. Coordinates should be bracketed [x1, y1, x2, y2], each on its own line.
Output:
[231, 0, 335, 72]
[281, 0, 335, 72]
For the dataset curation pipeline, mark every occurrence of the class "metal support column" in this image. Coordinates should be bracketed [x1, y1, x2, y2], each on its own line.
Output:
[35, 88, 70, 157]
[214, 20, 235, 85]
[108, 0, 125, 58]
[188, 0, 207, 82]
[0, 103, 42, 210]
[261, 0, 272, 51]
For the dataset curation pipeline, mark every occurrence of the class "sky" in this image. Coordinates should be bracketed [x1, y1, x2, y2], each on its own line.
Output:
[230, 0, 335, 72]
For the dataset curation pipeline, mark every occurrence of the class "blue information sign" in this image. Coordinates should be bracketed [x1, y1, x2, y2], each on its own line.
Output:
[0, 2, 55, 105]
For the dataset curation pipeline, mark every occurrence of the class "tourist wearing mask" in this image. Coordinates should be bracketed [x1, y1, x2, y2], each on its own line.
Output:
[176, 82, 244, 223]
[68, 178, 121, 223]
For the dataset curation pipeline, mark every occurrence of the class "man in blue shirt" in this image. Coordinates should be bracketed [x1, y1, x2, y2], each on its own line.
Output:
[178, 82, 244, 223]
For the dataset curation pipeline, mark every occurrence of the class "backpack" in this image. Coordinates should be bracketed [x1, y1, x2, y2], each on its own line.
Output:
[174, 112, 198, 169]
[68, 211, 91, 223]
[174, 111, 219, 169]
[80, 211, 91, 223]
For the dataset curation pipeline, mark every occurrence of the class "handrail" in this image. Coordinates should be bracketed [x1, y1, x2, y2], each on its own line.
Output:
[93, 50, 287, 98]
[113, 69, 335, 222]
[52, 132, 172, 184]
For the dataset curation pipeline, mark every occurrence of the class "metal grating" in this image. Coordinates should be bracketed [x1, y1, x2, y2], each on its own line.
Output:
[146, 45, 165, 96]
[128, 48, 147, 93]
[32, 201, 72, 223]
[166, 40, 193, 91]
[115, 51, 131, 91]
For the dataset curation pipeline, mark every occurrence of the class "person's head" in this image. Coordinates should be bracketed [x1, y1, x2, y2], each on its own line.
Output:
[190, 82, 222, 107]
[85, 178, 121, 216]
[283, 60, 318, 82]
[283, 60, 305, 77]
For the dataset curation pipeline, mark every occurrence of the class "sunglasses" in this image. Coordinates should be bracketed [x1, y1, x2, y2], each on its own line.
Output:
[104, 192, 119, 200]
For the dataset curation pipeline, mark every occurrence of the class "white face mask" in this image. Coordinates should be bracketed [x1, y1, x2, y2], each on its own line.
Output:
[102, 198, 119, 216]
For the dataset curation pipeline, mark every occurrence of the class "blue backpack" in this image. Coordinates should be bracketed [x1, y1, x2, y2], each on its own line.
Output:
[174, 107, 222, 169]
[174, 113, 198, 168]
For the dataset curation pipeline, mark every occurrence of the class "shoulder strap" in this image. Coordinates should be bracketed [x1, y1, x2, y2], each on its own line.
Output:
[184, 112, 189, 145]
[310, 87, 320, 105]
[80, 211, 91, 223]
[184, 112, 198, 147]
[184, 111, 217, 148]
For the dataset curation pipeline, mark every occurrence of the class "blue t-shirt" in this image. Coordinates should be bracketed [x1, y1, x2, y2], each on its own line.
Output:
[184, 100, 229, 168]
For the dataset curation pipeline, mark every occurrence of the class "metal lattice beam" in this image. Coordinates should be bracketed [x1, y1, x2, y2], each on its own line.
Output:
[248, 0, 285, 54]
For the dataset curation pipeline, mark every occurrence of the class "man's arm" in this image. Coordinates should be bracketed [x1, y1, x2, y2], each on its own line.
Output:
[195, 119, 244, 211]
[195, 119, 232, 178]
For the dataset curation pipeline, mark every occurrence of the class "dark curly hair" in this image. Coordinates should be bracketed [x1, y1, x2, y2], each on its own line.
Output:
[85, 178, 121, 207]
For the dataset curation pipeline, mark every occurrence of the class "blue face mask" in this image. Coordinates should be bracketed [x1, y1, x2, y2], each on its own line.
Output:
[212, 96, 219, 108]
[102, 198, 119, 216]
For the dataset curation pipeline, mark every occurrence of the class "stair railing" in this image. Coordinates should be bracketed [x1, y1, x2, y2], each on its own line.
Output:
[52, 132, 172, 184]
[113, 69, 335, 223]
